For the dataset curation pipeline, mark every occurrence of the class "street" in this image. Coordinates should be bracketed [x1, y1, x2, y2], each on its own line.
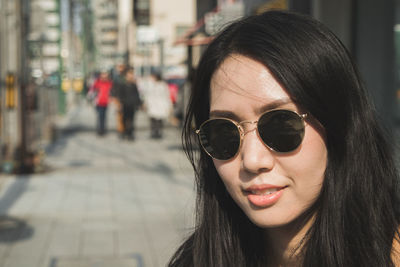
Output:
[0, 101, 196, 267]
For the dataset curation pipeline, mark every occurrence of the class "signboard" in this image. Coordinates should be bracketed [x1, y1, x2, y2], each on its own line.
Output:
[136, 26, 159, 44]
[205, 2, 244, 35]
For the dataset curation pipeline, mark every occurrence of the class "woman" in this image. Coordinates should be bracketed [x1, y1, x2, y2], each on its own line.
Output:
[168, 10, 400, 266]
[143, 72, 172, 139]
[88, 70, 113, 136]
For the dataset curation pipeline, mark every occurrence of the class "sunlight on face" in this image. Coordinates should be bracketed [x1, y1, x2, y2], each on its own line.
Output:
[210, 54, 327, 228]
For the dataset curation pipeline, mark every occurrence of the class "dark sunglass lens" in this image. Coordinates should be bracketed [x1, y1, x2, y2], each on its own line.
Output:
[258, 110, 305, 152]
[198, 119, 240, 160]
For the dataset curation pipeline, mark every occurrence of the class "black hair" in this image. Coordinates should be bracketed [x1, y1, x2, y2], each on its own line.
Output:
[169, 10, 400, 267]
[124, 66, 134, 76]
[151, 70, 162, 81]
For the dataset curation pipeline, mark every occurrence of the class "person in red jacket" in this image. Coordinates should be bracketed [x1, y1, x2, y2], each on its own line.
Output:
[89, 70, 113, 136]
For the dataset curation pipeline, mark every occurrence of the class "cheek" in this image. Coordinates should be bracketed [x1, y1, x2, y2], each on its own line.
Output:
[304, 128, 327, 169]
[288, 126, 327, 187]
[212, 159, 240, 193]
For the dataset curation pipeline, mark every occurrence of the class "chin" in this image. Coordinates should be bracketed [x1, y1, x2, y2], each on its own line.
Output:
[246, 212, 296, 229]
[245, 206, 317, 232]
[252, 220, 294, 229]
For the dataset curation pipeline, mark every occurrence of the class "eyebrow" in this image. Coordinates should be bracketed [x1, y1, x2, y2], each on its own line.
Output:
[209, 110, 240, 120]
[256, 98, 292, 113]
[209, 98, 292, 120]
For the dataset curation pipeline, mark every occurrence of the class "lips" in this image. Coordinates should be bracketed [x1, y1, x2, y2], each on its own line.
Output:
[245, 184, 287, 207]
[250, 187, 280, 195]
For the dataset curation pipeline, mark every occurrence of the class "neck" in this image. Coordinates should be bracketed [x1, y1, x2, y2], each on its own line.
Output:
[264, 213, 315, 267]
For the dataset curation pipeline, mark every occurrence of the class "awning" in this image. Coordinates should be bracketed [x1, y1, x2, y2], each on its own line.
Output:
[173, 6, 219, 46]
[175, 35, 214, 46]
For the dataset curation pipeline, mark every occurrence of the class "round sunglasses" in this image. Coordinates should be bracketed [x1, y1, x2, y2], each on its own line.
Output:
[195, 109, 308, 160]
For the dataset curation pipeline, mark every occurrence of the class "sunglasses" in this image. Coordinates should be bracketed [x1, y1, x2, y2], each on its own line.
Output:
[195, 109, 307, 160]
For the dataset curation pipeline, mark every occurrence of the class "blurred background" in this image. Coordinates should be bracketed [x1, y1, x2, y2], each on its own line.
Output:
[1, 0, 400, 175]
[0, 0, 399, 266]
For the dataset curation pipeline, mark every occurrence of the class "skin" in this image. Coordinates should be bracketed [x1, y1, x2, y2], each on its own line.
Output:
[209, 54, 328, 265]
[125, 70, 135, 83]
[393, 237, 400, 266]
[100, 72, 109, 81]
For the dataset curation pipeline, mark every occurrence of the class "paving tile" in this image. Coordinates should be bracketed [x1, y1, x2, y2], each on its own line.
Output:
[117, 226, 152, 267]
[0, 179, 33, 216]
[3, 258, 41, 267]
[142, 219, 182, 266]
[81, 230, 116, 257]
[3, 219, 52, 267]
[81, 219, 117, 232]
[49, 256, 142, 267]
[45, 223, 81, 257]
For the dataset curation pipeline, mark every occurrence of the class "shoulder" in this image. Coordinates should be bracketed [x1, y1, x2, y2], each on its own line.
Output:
[392, 228, 400, 266]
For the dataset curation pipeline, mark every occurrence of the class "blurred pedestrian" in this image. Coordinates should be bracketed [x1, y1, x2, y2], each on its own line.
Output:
[88, 70, 113, 136]
[111, 63, 127, 135]
[143, 72, 172, 139]
[119, 67, 142, 140]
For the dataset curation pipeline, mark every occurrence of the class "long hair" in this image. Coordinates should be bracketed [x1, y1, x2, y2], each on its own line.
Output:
[169, 10, 400, 266]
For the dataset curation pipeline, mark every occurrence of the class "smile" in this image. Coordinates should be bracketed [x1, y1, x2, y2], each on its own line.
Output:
[245, 185, 287, 207]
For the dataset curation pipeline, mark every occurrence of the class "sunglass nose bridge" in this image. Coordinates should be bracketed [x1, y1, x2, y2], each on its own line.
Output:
[238, 120, 258, 136]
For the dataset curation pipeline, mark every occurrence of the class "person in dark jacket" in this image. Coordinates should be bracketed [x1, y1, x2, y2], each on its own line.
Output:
[111, 63, 127, 135]
[119, 67, 142, 140]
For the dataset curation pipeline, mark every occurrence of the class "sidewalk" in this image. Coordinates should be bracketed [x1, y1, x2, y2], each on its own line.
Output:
[0, 101, 196, 267]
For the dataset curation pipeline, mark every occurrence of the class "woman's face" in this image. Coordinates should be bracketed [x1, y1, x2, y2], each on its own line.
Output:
[209, 54, 327, 228]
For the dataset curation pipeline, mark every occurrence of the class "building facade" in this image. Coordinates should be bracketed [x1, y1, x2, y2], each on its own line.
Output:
[89, 0, 196, 78]
[131, 0, 196, 78]
[92, 0, 120, 69]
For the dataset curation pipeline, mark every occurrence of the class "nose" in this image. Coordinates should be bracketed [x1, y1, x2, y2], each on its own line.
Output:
[240, 129, 275, 174]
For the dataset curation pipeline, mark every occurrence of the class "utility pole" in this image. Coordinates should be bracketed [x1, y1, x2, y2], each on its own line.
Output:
[0, 0, 6, 166]
[66, 0, 75, 111]
[16, 0, 30, 173]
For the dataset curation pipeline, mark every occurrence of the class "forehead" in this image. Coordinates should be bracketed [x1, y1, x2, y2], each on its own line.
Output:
[210, 54, 291, 111]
